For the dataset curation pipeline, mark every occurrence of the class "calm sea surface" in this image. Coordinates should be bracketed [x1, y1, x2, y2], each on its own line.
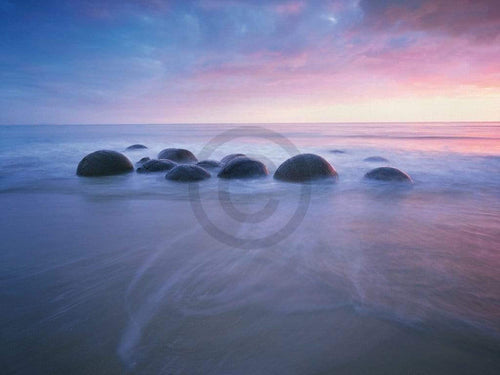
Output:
[1, 123, 499, 374]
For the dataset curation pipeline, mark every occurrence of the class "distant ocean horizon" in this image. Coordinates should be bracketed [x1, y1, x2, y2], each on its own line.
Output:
[3, 120, 499, 125]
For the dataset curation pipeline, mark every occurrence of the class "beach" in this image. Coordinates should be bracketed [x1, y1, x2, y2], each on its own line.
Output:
[1, 123, 499, 374]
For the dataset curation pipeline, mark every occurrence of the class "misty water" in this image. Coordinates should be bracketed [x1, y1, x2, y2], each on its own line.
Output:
[1, 123, 499, 374]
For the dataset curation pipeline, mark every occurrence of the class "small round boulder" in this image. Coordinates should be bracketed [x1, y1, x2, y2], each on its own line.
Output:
[364, 167, 412, 182]
[197, 160, 221, 169]
[136, 157, 151, 167]
[220, 153, 246, 166]
[274, 153, 338, 182]
[166, 165, 210, 182]
[218, 157, 268, 179]
[363, 156, 389, 163]
[76, 150, 133, 177]
[158, 148, 198, 163]
[137, 159, 176, 173]
[126, 144, 148, 151]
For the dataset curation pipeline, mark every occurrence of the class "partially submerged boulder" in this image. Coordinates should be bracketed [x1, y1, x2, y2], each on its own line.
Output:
[76, 150, 133, 177]
[364, 167, 412, 182]
[217, 157, 268, 179]
[137, 159, 176, 173]
[363, 156, 389, 163]
[158, 148, 198, 163]
[135, 157, 151, 167]
[126, 144, 148, 151]
[197, 160, 221, 169]
[274, 153, 338, 182]
[329, 149, 346, 154]
[165, 165, 210, 182]
[220, 153, 246, 166]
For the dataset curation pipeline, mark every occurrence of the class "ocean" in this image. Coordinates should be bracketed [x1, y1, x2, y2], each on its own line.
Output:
[1, 122, 499, 374]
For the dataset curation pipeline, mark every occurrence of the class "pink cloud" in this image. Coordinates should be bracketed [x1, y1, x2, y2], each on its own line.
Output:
[180, 25, 500, 107]
[360, 0, 500, 41]
[274, 1, 305, 15]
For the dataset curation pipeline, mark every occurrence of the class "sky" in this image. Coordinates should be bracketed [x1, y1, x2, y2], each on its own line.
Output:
[1, 0, 499, 124]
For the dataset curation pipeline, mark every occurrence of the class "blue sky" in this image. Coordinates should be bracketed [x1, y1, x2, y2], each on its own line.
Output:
[1, 0, 499, 124]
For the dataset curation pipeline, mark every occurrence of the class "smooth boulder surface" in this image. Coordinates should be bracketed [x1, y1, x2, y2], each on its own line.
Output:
[364, 167, 412, 182]
[197, 160, 221, 169]
[137, 159, 176, 173]
[158, 148, 198, 163]
[166, 165, 210, 182]
[274, 153, 338, 182]
[364, 156, 389, 163]
[76, 150, 134, 177]
[126, 144, 148, 151]
[136, 157, 151, 167]
[218, 157, 268, 179]
[220, 153, 246, 166]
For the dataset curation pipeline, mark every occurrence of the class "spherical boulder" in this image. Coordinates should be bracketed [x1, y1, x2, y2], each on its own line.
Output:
[158, 148, 198, 163]
[274, 153, 338, 182]
[137, 159, 176, 173]
[76, 150, 134, 177]
[364, 167, 412, 182]
[197, 160, 221, 169]
[165, 165, 210, 182]
[126, 144, 148, 151]
[217, 157, 268, 179]
[363, 156, 389, 163]
[220, 153, 246, 166]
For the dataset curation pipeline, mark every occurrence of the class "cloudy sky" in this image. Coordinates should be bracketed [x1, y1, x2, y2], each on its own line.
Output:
[1, 0, 499, 124]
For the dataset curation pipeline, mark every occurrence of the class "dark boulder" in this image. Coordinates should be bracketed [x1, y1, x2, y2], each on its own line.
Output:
[165, 165, 210, 182]
[218, 157, 268, 179]
[220, 153, 246, 166]
[136, 157, 151, 167]
[197, 160, 221, 169]
[137, 159, 176, 173]
[363, 156, 389, 163]
[158, 148, 198, 163]
[126, 144, 148, 151]
[76, 150, 133, 177]
[274, 153, 338, 182]
[364, 167, 412, 182]
[329, 149, 346, 154]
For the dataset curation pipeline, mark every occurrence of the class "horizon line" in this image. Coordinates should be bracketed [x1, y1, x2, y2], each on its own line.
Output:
[2, 120, 499, 126]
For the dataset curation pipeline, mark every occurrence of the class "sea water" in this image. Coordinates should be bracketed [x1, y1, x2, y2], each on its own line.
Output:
[1, 123, 499, 374]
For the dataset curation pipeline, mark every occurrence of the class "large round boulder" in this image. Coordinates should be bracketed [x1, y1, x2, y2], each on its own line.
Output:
[165, 165, 210, 182]
[137, 159, 176, 173]
[363, 156, 389, 163]
[76, 150, 134, 177]
[364, 167, 412, 182]
[274, 154, 338, 182]
[220, 153, 246, 166]
[158, 148, 198, 163]
[217, 157, 268, 179]
[126, 144, 148, 151]
[197, 160, 221, 169]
